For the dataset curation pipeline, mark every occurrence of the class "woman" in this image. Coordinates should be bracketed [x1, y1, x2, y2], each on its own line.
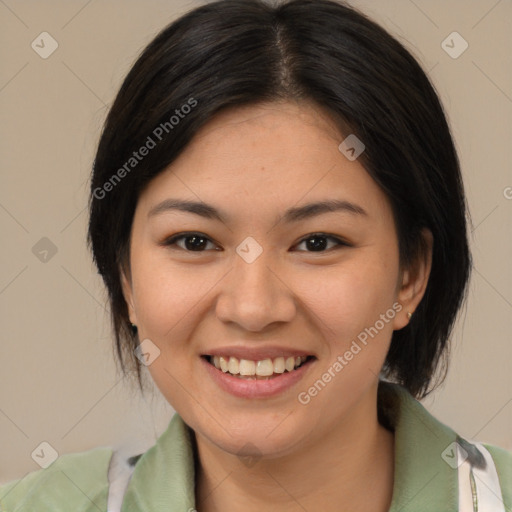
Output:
[1, 0, 510, 510]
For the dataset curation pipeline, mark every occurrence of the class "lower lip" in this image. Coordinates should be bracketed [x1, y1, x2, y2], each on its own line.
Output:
[201, 357, 315, 399]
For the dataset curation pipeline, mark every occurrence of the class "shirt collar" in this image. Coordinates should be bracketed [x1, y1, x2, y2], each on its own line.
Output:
[383, 382, 459, 511]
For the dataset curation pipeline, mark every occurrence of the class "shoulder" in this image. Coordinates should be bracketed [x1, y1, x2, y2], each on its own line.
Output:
[0, 446, 113, 512]
[484, 442, 512, 469]
[380, 382, 512, 510]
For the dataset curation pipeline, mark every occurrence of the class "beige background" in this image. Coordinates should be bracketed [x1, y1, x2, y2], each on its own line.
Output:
[1, 0, 511, 484]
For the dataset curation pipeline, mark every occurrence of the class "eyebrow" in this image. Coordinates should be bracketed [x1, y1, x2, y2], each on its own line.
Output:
[147, 198, 368, 224]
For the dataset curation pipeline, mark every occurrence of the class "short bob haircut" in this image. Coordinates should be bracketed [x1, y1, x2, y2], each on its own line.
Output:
[88, 0, 471, 399]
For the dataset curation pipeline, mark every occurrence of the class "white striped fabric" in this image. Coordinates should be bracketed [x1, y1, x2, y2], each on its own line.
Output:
[107, 451, 137, 512]
[457, 440, 505, 512]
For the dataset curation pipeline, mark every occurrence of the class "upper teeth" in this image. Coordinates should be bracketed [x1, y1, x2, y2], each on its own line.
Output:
[211, 355, 308, 376]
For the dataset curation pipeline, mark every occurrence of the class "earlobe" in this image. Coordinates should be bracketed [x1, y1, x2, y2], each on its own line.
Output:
[393, 228, 433, 330]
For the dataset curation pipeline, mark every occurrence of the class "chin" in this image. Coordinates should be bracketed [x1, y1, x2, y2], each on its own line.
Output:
[192, 409, 314, 460]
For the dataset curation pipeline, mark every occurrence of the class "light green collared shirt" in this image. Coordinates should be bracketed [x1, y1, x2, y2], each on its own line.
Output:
[1, 382, 511, 511]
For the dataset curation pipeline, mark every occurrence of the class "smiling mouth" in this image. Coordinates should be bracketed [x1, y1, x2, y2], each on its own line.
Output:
[202, 354, 316, 380]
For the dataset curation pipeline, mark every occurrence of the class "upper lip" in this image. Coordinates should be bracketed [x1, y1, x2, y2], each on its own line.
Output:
[203, 346, 315, 361]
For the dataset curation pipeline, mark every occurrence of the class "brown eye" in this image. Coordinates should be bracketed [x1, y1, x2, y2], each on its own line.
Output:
[295, 233, 349, 252]
[163, 233, 218, 252]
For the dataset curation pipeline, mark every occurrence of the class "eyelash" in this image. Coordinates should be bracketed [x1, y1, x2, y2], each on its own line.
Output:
[161, 232, 351, 253]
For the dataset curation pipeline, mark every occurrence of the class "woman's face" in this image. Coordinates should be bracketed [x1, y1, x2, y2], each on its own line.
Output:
[122, 101, 419, 459]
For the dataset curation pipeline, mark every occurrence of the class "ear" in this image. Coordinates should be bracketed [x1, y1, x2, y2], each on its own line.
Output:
[120, 266, 138, 326]
[393, 228, 433, 330]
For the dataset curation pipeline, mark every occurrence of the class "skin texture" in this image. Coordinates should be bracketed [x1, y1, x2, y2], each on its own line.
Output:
[121, 101, 432, 511]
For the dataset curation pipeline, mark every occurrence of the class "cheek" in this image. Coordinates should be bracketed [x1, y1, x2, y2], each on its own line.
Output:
[302, 250, 398, 366]
[130, 248, 211, 338]
[308, 255, 399, 339]
[130, 250, 211, 409]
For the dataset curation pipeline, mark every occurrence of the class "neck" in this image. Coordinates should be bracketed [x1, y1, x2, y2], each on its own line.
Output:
[194, 384, 395, 512]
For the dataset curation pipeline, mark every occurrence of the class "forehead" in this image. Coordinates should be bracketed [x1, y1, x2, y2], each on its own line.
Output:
[196, 100, 343, 142]
[136, 101, 392, 225]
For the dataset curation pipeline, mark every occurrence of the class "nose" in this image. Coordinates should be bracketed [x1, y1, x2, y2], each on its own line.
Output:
[215, 247, 296, 332]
